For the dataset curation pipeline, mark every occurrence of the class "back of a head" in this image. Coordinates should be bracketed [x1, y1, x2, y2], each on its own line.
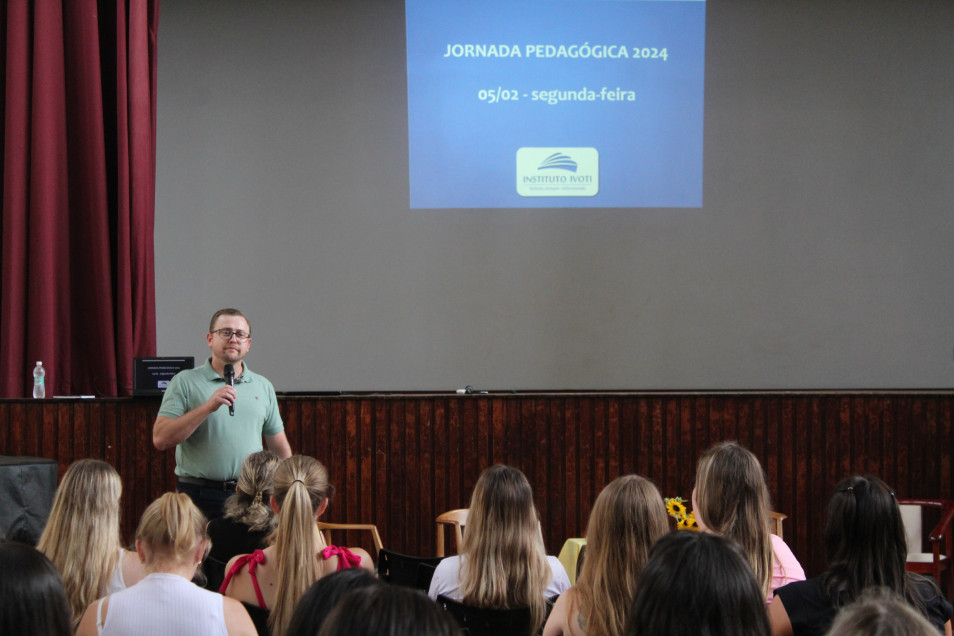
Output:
[826, 589, 938, 636]
[0, 541, 72, 636]
[577, 474, 670, 636]
[694, 441, 773, 595]
[224, 450, 281, 531]
[316, 585, 460, 636]
[36, 459, 123, 623]
[39, 459, 122, 550]
[625, 531, 770, 636]
[823, 476, 909, 606]
[285, 569, 383, 636]
[136, 492, 208, 565]
[465, 464, 540, 550]
[461, 464, 551, 632]
[271, 455, 334, 636]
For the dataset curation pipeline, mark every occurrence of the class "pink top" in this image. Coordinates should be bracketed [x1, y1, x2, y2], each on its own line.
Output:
[770, 533, 805, 602]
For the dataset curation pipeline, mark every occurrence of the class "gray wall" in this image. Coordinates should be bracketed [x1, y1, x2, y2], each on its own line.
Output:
[155, 0, 954, 392]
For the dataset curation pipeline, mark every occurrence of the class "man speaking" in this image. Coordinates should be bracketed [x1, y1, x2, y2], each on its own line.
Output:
[153, 308, 292, 519]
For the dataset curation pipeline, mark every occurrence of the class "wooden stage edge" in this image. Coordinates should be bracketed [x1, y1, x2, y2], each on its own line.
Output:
[1, 390, 952, 577]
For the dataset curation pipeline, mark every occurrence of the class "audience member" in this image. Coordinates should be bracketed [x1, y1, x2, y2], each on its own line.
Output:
[221, 455, 373, 636]
[428, 464, 571, 634]
[0, 541, 72, 636]
[285, 568, 383, 636]
[318, 585, 460, 636]
[625, 531, 771, 636]
[75, 492, 256, 636]
[37, 458, 146, 628]
[770, 475, 953, 636]
[544, 474, 670, 636]
[693, 441, 805, 601]
[206, 450, 281, 591]
[826, 588, 940, 636]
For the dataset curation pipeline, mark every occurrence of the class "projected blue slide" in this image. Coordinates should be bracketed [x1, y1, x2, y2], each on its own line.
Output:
[406, 0, 706, 209]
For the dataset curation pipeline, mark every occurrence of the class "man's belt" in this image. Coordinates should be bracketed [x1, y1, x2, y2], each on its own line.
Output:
[177, 476, 238, 491]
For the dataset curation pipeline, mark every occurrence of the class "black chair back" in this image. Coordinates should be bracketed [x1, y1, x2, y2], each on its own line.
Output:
[377, 548, 445, 591]
[437, 595, 533, 636]
[241, 601, 270, 636]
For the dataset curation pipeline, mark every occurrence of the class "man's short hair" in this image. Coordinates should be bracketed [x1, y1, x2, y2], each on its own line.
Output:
[209, 308, 250, 334]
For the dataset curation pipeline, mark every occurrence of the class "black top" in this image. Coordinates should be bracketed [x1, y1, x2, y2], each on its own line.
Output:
[204, 516, 272, 592]
[774, 575, 953, 636]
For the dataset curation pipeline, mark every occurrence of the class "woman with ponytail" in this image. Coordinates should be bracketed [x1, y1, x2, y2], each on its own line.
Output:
[220, 455, 373, 636]
[75, 492, 256, 636]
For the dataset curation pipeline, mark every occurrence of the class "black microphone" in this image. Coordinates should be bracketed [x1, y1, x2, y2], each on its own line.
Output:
[224, 364, 235, 416]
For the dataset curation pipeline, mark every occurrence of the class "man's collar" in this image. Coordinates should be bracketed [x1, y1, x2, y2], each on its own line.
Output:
[202, 357, 251, 383]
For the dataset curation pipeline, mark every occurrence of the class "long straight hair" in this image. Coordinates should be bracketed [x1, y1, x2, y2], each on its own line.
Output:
[37, 459, 123, 628]
[821, 475, 925, 611]
[574, 475, 670, 636]
[460, 465, 552, 634]
[269, 455, 333, 636]
[693, 441, 774, 598]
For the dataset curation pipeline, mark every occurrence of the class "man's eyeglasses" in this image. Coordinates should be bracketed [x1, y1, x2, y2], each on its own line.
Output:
[212, 329, 250, 342]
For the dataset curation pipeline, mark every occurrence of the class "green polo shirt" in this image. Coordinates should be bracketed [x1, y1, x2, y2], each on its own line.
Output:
[158, 358, 284, 481]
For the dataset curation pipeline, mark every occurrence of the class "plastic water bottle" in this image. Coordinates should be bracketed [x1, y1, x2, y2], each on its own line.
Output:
[32, 361, 45, 399]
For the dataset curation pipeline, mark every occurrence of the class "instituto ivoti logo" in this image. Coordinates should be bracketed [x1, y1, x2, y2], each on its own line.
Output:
[516, 147, 599, 197]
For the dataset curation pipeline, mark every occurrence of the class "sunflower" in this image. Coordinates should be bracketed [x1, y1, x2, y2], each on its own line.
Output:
[665, 497, 688, 520]
[678, 511, 700, 531]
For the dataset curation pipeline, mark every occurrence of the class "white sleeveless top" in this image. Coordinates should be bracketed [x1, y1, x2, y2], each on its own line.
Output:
[96, 572, 228, 636]
[107, 549, 127, 593]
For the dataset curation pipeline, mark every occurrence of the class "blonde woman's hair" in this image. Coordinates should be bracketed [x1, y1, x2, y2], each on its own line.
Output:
[269, 455, 333, 636]
[136, 492, 208, 565]
[574, 475, 670, 636]
[693, 441, 774, 598]
[223, 451, 280, 532]
[460, 465, 552, 634]
[37, 459, 123, 628]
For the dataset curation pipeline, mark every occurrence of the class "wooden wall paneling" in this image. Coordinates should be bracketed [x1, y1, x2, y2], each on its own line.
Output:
[372, 398, 391, 548]
[941, 398, 952, 499]
[407, 398, 424, 553]
[572, 398, 587, 525]
[545, 397, 566, 551]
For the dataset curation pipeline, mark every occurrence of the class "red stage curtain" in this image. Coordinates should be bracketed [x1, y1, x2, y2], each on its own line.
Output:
[1, 1, 160, 397]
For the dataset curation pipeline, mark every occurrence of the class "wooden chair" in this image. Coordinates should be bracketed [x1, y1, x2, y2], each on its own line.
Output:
[377, 548, 444, 592]
[437, 595, 532, 636]
[770, 511, 788, 539]
[436, 508, 468, 557]
[898, 498, 954, 600]
[317, 521, 384, 562]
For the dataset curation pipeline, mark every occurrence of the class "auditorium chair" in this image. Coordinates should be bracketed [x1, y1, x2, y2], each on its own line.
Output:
[317, 521, 383, 562]
[437, 595, 532, 636]
[436, 508, 468, 557]
[377, 548, 444, 591]
[770, 511, 788, 539]
[898, 498, 954, 600]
